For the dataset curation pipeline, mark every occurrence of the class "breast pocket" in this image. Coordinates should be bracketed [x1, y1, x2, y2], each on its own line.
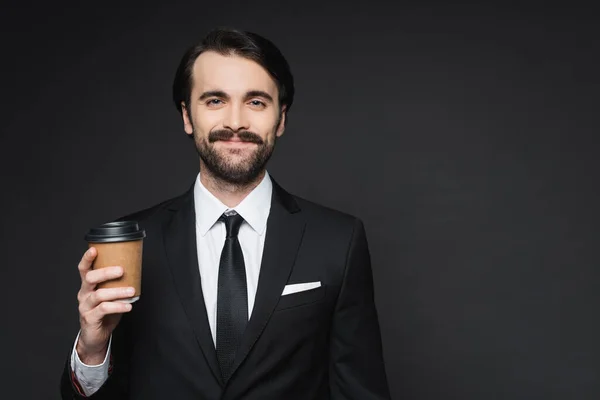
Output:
[274, 285, 327, 311]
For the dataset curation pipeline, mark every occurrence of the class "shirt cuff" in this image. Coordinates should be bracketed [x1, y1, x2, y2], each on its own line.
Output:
[70, 331, 112, 397]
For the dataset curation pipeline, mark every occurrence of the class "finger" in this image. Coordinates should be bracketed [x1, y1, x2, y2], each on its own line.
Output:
[84, 266, 124, 287]
[86, 301, 133, 322]
[78, 248, 98, 289]
[84, 287, 136, 310]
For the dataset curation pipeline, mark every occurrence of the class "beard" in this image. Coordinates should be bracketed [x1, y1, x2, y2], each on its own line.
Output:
[193, 128, 277, 185]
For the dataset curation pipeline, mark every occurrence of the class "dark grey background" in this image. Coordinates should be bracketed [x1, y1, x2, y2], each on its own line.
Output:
[1, 1, 598, 399]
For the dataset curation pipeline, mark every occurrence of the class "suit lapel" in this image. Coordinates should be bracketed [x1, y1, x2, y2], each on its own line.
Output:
[229, 179, 306, 379]
[162, 187, 224, 387]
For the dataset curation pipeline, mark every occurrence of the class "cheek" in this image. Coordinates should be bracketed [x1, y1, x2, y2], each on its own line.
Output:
[193, 109, 222, 133]
[252, 110, 280, 135]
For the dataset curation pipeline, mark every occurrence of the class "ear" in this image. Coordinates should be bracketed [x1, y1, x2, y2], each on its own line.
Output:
[181, 102, 193, 135]
[275, 105, 287, 138]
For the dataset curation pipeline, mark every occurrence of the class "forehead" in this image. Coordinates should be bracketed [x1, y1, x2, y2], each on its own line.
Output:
[191, 51, 278, 96]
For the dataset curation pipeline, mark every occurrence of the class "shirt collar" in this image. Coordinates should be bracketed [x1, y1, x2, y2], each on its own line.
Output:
[194, 171, 273, 237]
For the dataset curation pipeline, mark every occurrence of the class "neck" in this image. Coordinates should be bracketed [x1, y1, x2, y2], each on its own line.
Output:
[199, 164, 265, 208]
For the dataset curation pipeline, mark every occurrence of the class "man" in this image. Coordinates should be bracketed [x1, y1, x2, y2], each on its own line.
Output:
[61, 27, 390, 399]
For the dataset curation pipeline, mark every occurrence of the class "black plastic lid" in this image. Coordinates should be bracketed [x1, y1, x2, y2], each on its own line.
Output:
[84, 221, 146, 243]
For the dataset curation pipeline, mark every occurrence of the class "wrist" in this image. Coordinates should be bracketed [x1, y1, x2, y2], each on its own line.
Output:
[76, 337, 108, 366]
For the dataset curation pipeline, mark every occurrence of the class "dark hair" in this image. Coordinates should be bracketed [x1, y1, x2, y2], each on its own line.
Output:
[172, 27, 294, 118]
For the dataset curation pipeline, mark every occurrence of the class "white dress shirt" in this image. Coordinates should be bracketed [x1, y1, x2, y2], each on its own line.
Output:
[70, 172, 272, 396]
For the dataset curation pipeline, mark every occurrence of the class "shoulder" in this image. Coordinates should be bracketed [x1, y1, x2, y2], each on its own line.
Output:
[292, 194, 364, 237]
[287, 192, 369, 262]
[114, 188, 192, 227]
[272, 177, 363, 235]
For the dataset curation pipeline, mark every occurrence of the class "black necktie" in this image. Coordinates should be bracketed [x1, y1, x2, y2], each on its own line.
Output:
[216, 212, 248, 382]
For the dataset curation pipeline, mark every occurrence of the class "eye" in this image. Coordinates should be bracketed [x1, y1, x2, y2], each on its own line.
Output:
[249, 100, 266, 107]
[206, 99, 223, 106]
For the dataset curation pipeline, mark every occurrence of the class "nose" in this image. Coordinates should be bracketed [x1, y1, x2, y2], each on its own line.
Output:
[223, 103, 250, 132]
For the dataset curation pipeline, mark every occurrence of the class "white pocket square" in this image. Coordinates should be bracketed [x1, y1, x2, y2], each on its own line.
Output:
[281, 281, 321, 296]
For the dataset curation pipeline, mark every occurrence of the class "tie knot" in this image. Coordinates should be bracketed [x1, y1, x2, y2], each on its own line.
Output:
[219, 213, 244, 238]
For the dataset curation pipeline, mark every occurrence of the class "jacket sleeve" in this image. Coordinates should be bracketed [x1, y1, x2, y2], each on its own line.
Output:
[329, 218, 391, 399]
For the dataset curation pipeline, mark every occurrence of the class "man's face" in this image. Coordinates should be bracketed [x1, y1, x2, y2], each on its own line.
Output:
[182, 51, 286, 185]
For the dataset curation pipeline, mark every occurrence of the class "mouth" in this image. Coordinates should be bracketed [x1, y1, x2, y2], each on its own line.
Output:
[215, 139, 258, 147]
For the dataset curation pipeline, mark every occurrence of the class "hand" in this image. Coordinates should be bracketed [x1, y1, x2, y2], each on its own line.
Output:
[75, 247, 134, 365]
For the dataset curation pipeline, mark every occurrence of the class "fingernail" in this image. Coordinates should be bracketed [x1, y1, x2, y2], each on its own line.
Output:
[125, 303, 132, 311]
[127, 287, 135, 295]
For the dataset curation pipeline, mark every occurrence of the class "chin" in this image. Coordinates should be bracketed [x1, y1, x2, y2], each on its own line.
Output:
[216, 151, 251, 166]
[219, 148, 256, 161]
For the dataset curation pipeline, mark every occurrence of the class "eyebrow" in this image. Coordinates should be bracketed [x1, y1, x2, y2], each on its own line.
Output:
[245, 90, 274, 103]
[199, 90, 229, 101]
[198, 90, 274, 103]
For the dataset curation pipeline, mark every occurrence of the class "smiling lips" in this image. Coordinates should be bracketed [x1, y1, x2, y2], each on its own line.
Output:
[217, 138, 257, 147]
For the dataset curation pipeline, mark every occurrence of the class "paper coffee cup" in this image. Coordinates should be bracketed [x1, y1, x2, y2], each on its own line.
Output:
[84, 221, 146, 303]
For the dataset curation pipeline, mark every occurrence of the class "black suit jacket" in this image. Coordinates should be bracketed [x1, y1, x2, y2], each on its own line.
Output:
[61, 179, 390, 399]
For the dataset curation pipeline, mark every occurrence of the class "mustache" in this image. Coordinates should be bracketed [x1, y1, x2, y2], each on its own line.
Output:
[208, 130, 264, 145]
